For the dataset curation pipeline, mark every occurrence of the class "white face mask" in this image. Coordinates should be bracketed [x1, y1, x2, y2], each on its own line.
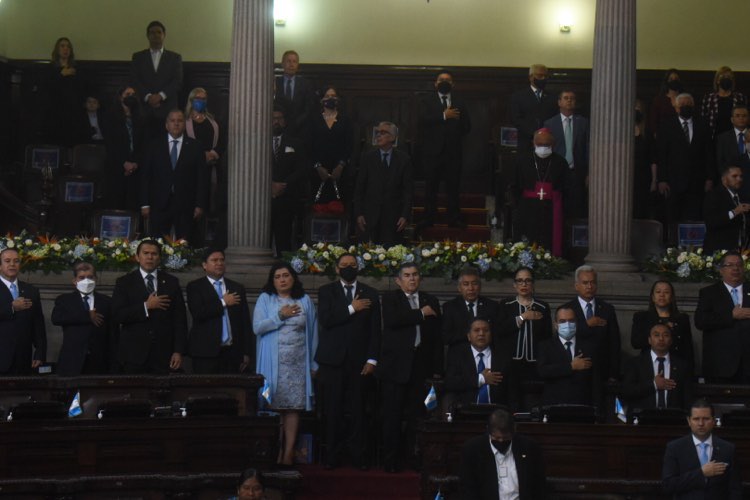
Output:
[76, 278, 96, 295]
[534, 146, 552, 158]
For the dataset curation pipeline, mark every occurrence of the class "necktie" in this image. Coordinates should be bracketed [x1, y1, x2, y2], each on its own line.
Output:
[739, 132, 746, 155]
[9, 282, 18, 300]
[285, 78, 292, 99]
[83, 294, 91, 310]
[565, 341, 574, 361]
[382, 152, 389, 168]
[145, 274, 155, 294]
[170, 139, 179, 169]
[345, 285, 353, 305]
[467, 302, 475, 317]
[441, 95, 448, 110]
[656, 357, 666, 408]
[214, 280, 231, 344]
[535, 90, 542, 101]
[408, 294, 421, 347]
[564, 117, 574, 166]
[585, 302, 593, 320]
[273, 136, 281, 157]
[732, 287, 740, 306]
[698, 443, 710, 466]
[476, 352, 490, 404]
[126, 117, 134, 153]
[682, 120, 690, 142]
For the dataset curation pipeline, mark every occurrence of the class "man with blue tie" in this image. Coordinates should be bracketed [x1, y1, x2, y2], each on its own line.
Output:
[186, 249, 252, 374]
[662, 398, 742, 499]
[274, 50, 314, 139]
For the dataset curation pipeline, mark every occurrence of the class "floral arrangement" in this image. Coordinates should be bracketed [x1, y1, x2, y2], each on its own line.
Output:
[285, 241, 571, 280]
[0, 231, 200, 274]
[642, 247, 740, 282]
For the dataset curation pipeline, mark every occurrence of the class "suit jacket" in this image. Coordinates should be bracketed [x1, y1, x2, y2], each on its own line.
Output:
[186, 276, 252, 359]
[52, 291, 115, 376]
[354, 148, 413, 226]
[272, 133, 308, 200]
[111, 269, 188, 370]
[536, 336, 600, 407]
[694, 281, 750, 378]
[510, 87, 559, 148]
[140, 134, 208, 213]
[497, 297, 552, 361]
[376, 289, 442, 384]
[0, 281, 46, 374]
[715, 127, 749, 171]
[315, 280, 381, 367]
[441, 295, 501, 347]
[460, 433, 547, 500]
[417, 92, 471, 157]
[702, 186, 746, 253]
[275, 74, 315, 137]
[130, 48, 183, 118]
[565, 297, 621, 380]
[543, 113, 589, 176]
[621, 351, 693, 414]
[662, 434, 742, 499]
[444, 343, 517, 409]
[630, 310, 695, 373]
[656, 116, 715, 192]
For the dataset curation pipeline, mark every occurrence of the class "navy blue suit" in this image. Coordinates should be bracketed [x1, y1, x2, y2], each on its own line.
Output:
[0, 281, 46, 375]
[544, 113, 590, 217]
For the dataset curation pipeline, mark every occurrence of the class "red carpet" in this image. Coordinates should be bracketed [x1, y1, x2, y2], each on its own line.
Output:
[295, 464, 421, 500]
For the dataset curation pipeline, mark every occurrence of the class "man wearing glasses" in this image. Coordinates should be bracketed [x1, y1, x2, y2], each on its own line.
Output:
[695, 251, 750, 383]
[354, 122, 413, 246]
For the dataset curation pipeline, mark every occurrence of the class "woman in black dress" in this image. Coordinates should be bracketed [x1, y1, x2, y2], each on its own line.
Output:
[633, 98, 657, 219]
[46, 37, 83, 146]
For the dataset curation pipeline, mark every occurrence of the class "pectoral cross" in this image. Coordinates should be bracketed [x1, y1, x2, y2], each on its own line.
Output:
[537, 187, 547, 200]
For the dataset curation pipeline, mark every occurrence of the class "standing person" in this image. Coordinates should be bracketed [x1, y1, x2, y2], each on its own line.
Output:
[130, 20, 183, 138]
[662, 399, 742, 499]
[46, 37, 82, 146]
[111, 239, 187, 374]
[459, 408, 547, 500]
[633, 99, 658, 219]
[377, 263, 442, 473]
[253, 262, 318, 466]
[0, 248, 46, 375]
[275, 50, 315, 140]
[509, 64, 558, 150]
[716, 105, 750, 201]
[648, 69, 682, 138]
[702, 165, 750, 254]
[417, 71, 472, 229]
[441, 266, 500, 348]
[52, 262, 115, 376]
[316, 253, 381, 470]
[694, 251, 750, 383]
[700, 66, 747, 140]
[186, 249, 252, 374]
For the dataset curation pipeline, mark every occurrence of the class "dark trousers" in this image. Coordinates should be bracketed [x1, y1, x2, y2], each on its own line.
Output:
[422, 151, 462, 221]
[271, 196, 298, 257]
[663, 189, 703, 244]
[191, 345, 243, 374]
[563, 168, 587, 218]
[360, 215, 400, 247]
[149, 194, 194, 240]
[121, 346, 171, 375]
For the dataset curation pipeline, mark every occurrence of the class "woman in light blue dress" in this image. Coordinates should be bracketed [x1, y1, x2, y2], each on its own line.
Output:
[254, 262, 318, 465]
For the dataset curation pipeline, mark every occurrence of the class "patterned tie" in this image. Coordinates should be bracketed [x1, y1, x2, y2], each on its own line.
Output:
[9, 282, 18, 300]
[656, 357, 666, 408]
[565, 341, 574, 361]
[535, 90, 542, 101]
[83, 294, 91, 310]
[732, 288, 740, 306]
[345, 285, 353, 305]
[585, 302, 593, 320]
[145, 274, 155, 294]
[408, 294, 421, 347]
[170, 140, 179, 169]
[214, 280, 231, 344]
[382, 152, 389, 168]
[476, 352, 490, 404]
[467, 302, 475, 317]
[698, 442, 710, 466]
[564, 117, 574, 166]
[273, 136, 281, 157]
[739, 131, 746, 155]
[682, 120, 690, 142]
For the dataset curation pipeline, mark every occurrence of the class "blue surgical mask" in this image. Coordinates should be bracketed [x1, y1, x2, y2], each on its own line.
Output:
[192, 99, 207, 113]
[558, 322, 576, 340]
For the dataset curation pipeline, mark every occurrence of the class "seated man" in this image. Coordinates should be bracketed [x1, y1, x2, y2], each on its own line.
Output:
[444, 318, 517, 411]
[621, 324, 692, 416]
[537, 304, 600, 407]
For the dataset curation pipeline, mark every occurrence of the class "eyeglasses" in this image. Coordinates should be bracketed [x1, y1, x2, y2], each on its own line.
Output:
[514, 279, 534, 285]
[374, 130, 392, 136]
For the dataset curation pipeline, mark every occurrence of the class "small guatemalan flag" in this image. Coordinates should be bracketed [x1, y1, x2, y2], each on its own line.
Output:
[424, 384, 437, 411]
[615, 396, 627, 423]
[68, 391, 82, 418]
[261, 379, 272, 405]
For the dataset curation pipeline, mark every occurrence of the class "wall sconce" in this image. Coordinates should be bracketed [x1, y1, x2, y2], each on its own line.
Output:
[559, 24, 571, 33]
[274, 1, 289, 27]
[558, 9, 573, 33]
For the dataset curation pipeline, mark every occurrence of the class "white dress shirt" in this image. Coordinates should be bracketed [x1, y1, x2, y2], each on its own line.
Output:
[651, 350, 670, 406]
[490, 437, 520, 500]
[471, 345, 492, 388]
[140, 268, 158, 316]
[680, 117, 694, 143]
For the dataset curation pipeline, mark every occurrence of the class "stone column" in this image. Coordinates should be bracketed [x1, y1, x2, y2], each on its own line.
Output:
[585, 0, 638, 272]
[225, 0, 275, 267]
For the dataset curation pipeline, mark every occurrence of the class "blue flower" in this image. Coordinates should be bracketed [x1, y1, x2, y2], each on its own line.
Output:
[73, 244, 88, 259]
[676, 262, 690, 278]
[164, 254, 188, 270]
[474, 258, 490, 273]
[518, 250, 534, 268]
[306, 250, 317, 260]
[403, 253, 415, 263]
[356, 256, 365, 270]
[291, 257, 305, 273]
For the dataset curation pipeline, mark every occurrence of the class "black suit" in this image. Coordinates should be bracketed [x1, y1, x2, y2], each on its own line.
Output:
[111, 269, 188, 374]
[565, 297, 621, 380]
[102, 107, 147, 210]
[509, 86, 558, 149]
[702, 186, 746, 253]
[537, 336, 600, 407]
[630, 310, 695, 374]
[377, 289, 442, 469]
[497, 298, 553, 365]
[185, 276, 252, 374]
[129, 48, 183, 124]
[52, 291, 115, 376]
[353, 147, 413, 246]
[272, 133, 307, 256]
[140, 134, 208, 239]
[543, 113, 590, 217]
[275, 75, 315, 139]
[444, 344, 517, 410]
[695, 280, 750, 381]
[441, 295, 501, 347]
[662, 434, 742, 499]
[417, 92, 471, 222]
[716, 128, 750, 200]
[0, 281, 46, 375]
[460, 433, 547, 500]
[315, 280, 381, 466]
[621, 351, 693, 415]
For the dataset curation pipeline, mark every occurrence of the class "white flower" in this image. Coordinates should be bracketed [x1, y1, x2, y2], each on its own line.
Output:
[421, 249, 431, 257]
[349, 245, 356, 253]
[52, 243, 61, 251]
[300, 243, 308, 251]
[378, 254, 385, 261]
[6, 240, 15, 248]
[115, 249, 122, 255]
[164, 246, 174, 255]
[676, 252, 687, 264]
[322, 251, 330, 259]
[434, 256, 440, 262]
[390, 260, 397, 267]
[434, 242, 440, 248]
[363, 253, 372, 261]
[460, 255, 467, 262]
[24, 239, 33, 246]
[544, 252, 551, 259]
[430, 248, 438, 256]
[676, 262, 691, 278]
[107, 241, 116, 248]
[456, 241, 462, 247]
[316, 242, 325, 249]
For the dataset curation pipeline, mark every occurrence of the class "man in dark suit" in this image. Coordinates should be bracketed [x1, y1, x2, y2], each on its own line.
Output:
[140, 109, 208, 239]
[271, 105, 308, 256]
[703, 165, 750, 253]
[564, 265, 621, 381]
[186, 249, 252, 374]
[377, 263, 442, 473]
[52, 262, 115, 376]
[354, 121, 413, 246]
[129, 20, 183, 137]
[0, 248, 46, 375]
[621, 324, 692, 416]
[417, 71, 471, 228]
[316, 253, 381, 470]
[543, 89, 590, 218]
[537, 304, 599, 407]
[510, 64, 559, 150]
[460, 408, 546, 500]
[656, 93, 715, 243]
[695, 251, 750, 383]
[441, 266, 500, 347]
[662, 398, 742, 499]
[444, 318, 516, 410]
[111, 240, 187, 374]
[274, 50, 315, 140]
[715, 105, 750, 199]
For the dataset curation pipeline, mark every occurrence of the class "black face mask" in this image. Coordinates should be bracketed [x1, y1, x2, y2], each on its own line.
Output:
[272, 124, 284, 136]
[491, 439, 512, 454]
[666, 80, 682, 91]
[719, 78, 733, 91]
[679, 106, 694, 120]
[322, 98, 337, 110]
[123, 95, 139, 111]
[339, 266, 358, 283]
[437, 81, 452, 94]
[635, 110, 644, 123]
[533, 78, 547, 90]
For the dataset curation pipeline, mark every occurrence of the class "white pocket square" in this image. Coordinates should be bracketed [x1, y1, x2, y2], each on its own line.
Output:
[284, 146, 295, 153]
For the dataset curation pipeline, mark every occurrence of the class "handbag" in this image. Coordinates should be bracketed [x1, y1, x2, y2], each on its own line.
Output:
[311, 179, 345, 215]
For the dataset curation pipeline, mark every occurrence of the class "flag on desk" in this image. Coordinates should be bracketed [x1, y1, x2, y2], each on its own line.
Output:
[434, 489, 444, 500]
[261, 379, 272, 406]
[424, 384, 437, 411]
[615, 396, 627, 423]
[68, 391, 82, 418]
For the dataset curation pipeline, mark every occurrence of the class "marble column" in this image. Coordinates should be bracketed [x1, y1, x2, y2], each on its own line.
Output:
[585, 0, 638, 272]
[225, 0, 275, 267]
